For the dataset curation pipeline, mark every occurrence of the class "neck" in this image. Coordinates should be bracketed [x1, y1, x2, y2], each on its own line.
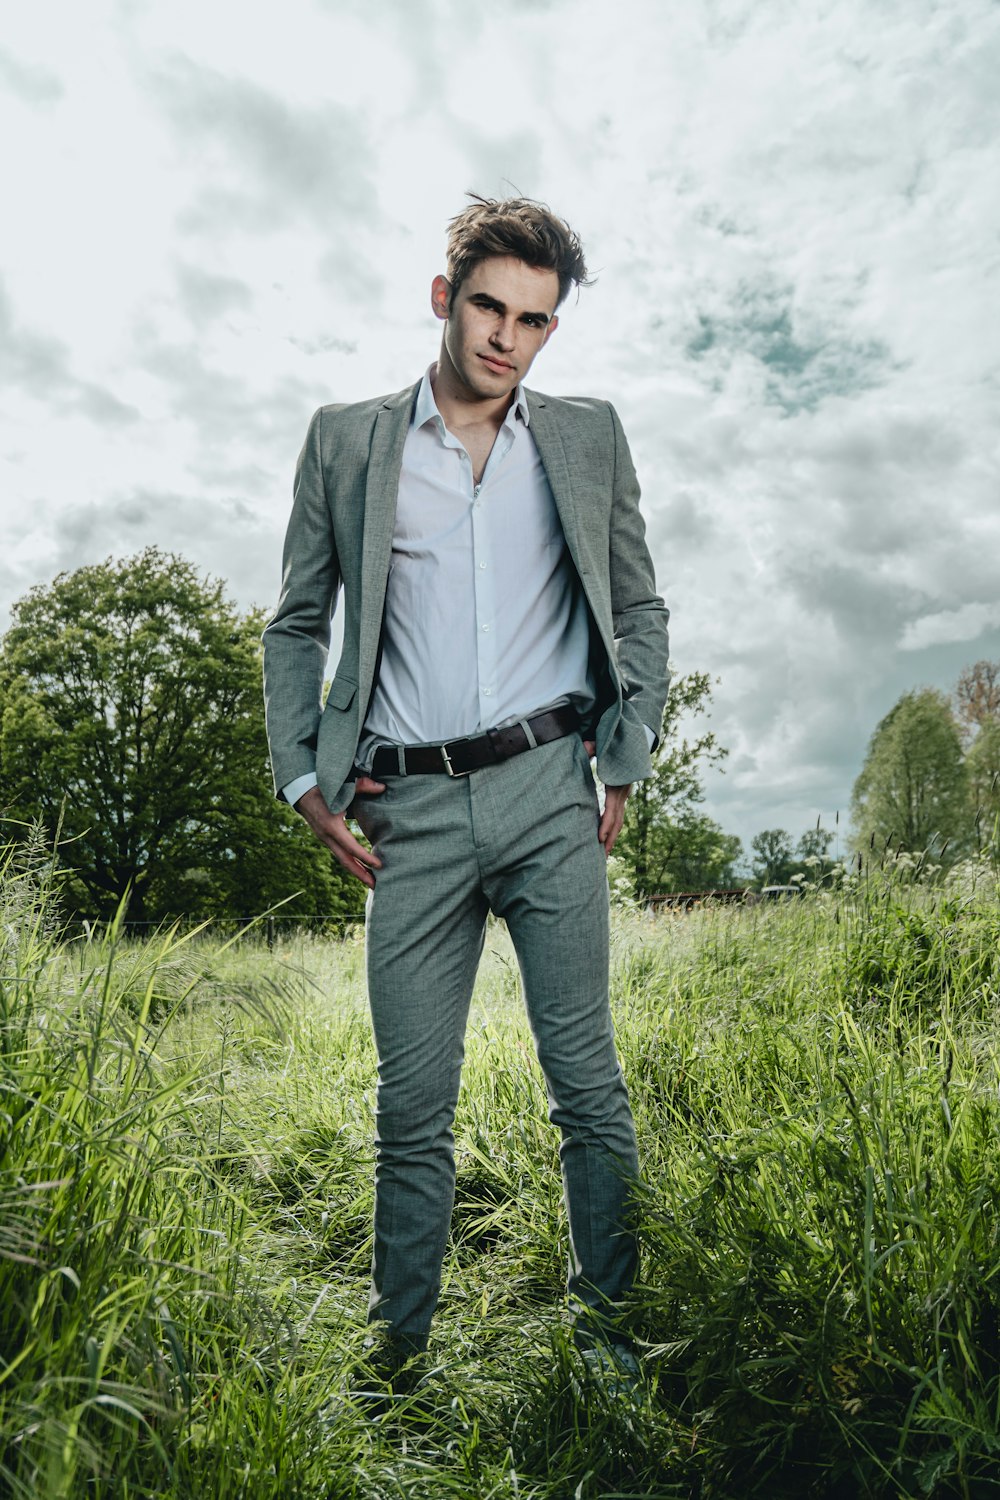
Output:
[430, 351, 516, 432]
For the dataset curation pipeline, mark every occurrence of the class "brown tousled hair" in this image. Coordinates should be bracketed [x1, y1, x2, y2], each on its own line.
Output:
[445, 194, 591, 308]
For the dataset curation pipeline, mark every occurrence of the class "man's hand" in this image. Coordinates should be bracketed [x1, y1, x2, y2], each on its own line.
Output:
[582, 739, 631, 856]
[599, 783, 631, 855]
[294, 779, 385, 889]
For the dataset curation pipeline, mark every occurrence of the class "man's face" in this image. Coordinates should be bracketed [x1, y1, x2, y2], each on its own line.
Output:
[431, 256, 560, 402]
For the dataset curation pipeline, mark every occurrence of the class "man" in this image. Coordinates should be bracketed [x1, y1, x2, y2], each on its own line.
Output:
[263, 196, 670, 1389]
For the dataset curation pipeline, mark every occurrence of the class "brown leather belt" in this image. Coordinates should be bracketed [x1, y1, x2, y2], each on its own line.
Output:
[364, 705, 579, 778]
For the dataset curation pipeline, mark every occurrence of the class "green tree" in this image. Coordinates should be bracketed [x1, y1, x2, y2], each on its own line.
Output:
[653, 811, 743, 892]
[793, 824, 836, 881]
[967, 720, 1000, 847]
[616, 671, 735, 899]
[850, 688, 969, 863]
[955, 659, 1000, 739]
[750, 829, 795, 886]
[951, 659, 1000, 850]
[0, 548, 363, 923]
[796, 826, 834, 864]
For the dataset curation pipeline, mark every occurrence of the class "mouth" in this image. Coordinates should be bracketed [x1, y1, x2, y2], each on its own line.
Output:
[478, 354, 514, 376]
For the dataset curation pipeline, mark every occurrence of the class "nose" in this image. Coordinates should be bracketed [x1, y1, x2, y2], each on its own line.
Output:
[489, 316, 516, 353]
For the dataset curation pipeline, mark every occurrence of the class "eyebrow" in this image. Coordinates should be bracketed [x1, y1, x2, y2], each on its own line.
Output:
[468, 292, 553, 325]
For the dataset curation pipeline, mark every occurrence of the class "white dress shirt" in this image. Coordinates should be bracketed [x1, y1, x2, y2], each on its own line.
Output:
[283, 369, 651, 806]
[357, 367, 595, 761]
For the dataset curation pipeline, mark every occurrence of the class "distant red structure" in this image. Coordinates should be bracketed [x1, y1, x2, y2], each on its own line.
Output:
[649, 888, 751, 912]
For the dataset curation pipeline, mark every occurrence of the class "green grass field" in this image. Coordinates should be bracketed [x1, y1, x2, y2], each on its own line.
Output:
[3, 843, 1000, 1498]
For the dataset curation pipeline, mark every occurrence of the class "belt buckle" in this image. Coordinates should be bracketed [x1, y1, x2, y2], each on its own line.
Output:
[440, 740, 472, 777]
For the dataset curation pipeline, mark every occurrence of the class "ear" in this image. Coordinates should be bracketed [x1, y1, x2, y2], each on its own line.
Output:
[541, 313, 559, 347]
[430, 275, 452, 322]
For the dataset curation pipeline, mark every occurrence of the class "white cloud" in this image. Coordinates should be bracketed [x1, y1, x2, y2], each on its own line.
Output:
[901, 603, 1000, 652]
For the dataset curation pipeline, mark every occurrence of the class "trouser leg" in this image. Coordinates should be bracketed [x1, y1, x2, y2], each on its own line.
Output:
[354, 777, 486, 1341]
[477, 736, 640, 1330]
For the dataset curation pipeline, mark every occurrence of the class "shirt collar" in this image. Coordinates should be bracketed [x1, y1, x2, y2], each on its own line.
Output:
[414, 364, 530, 432]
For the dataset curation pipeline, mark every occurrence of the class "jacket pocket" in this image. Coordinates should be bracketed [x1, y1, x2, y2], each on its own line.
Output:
[326, 674, 358, 711]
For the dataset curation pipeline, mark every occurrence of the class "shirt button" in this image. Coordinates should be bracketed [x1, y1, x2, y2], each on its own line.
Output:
[483, 688, 492, 696]
[479, 561, 487, 570]
[482, 624, 490, 632]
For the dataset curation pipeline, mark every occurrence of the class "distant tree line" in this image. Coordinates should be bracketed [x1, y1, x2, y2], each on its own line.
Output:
[745, 825, 839, 888]
[616, 658, 1000, 899]
[9, 548, 982, 922]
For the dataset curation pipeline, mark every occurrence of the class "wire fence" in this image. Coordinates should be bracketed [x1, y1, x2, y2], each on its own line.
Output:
[77, 913, 365, 948]
[76, 888, 776, 945]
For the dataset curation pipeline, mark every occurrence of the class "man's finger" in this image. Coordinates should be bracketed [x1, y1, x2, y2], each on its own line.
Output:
[354, 775, 386, 795]
[330, 822, 381, 866]
[327, 829, 382, 889]
[600, 814, 624, 855]
[335, 831, 381, 867]
[598, 806, 620, 850]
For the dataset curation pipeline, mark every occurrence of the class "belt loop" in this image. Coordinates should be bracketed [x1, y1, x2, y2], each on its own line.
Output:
[396, 745, 406, 776]
[518, 716, 538, 750]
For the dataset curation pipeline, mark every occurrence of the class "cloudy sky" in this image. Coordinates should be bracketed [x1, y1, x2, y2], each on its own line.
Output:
[2, 0, 998, 856]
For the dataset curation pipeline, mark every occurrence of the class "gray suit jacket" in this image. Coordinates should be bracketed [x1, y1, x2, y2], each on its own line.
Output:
[262, 381, 670, 814]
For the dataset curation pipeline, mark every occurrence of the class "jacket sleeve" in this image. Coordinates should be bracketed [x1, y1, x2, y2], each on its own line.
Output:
[261, 407, 341, 798]
[605, 401, 671, 767]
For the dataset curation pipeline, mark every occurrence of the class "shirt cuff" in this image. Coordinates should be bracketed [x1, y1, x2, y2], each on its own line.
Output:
[643, 723, 657, 752]
[283, 771, 318, 807]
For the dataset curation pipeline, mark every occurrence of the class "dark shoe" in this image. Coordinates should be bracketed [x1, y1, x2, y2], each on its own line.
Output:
[351, 1330, 431, 1419]
[364, 1330, 428, 1391]
[579, 1339, 642, 1397]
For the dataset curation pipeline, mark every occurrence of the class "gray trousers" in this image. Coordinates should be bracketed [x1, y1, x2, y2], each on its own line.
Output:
[353, 732, 640, 1343]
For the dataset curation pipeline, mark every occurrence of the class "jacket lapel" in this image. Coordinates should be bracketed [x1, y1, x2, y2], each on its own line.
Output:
[527, 390, 616, 669]
[358, 383, 418, 700]
[526, 392, 584, 575]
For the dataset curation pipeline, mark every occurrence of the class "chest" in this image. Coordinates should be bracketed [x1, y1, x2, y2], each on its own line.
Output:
[462, 427, 499, 486]
[393, 421, 563, 555]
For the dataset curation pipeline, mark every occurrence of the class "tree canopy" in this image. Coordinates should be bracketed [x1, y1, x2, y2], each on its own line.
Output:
[747, 825, 835, 888]
[749, 829, 795, 886]
[615, 671, 740, 899]
[849, 687, 969, 863]
[0, 549, 363, 923]
[955, 660, 1000, 739]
